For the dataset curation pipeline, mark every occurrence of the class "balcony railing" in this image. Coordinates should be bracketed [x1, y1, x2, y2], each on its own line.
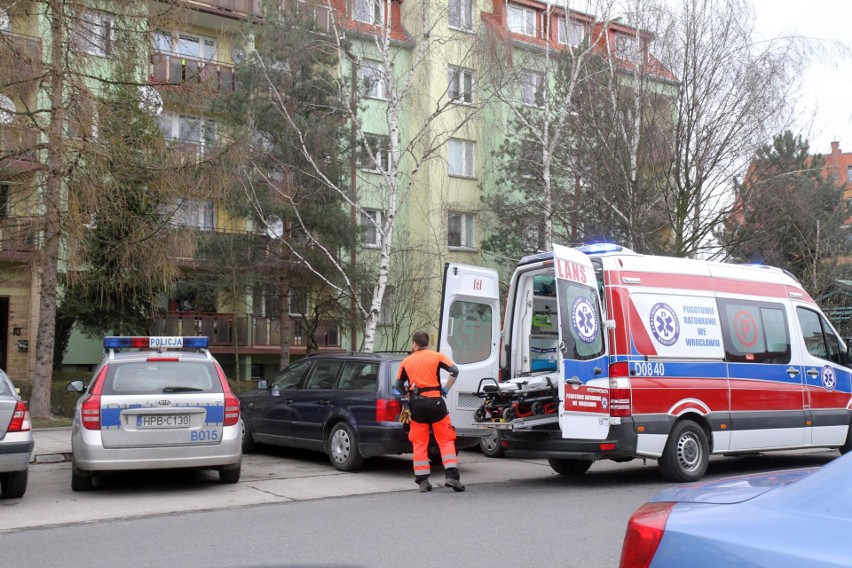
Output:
[150, 312, 341, 349]
[149, 52, 236, 93]
[186, 0, 264, 18]
[0, 125, 39, 166]
[0, 31, 42, 89]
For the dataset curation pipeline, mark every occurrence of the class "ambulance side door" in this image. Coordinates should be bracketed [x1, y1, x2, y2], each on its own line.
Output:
[793, 304, 852, 446]
[438, 263, 501, 435]
[553, 244, 610, 440]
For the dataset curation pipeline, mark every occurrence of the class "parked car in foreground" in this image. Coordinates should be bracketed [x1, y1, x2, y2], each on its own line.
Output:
[240, 352, 411, 471]
[620, 452, 852, 567]
[0, 370, 32, 499]
[67, 336, 242, 491]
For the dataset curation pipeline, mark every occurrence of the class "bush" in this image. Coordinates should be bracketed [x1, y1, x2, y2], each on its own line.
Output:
[16, 371, 91, 419]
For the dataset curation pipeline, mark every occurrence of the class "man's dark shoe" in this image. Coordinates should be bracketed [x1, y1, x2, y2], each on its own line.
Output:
[419, 479, 433, 493]
[445, 479, 465, 492]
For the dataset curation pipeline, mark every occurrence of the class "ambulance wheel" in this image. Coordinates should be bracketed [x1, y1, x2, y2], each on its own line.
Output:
[328, 422, 364, 472]
[478, 430, 504, 458]
[548, 458, 592, 476]
[659, 420, 709, 483]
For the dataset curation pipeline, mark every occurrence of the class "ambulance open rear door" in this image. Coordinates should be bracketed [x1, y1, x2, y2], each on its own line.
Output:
[438, 263, 501, 439]
[552, 244, 611, 440]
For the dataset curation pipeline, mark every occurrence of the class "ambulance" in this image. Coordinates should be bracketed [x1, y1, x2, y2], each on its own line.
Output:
[438, 243, 852, 482]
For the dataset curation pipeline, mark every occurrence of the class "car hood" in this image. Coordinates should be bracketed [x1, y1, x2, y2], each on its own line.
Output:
[651, 468, 815, 505]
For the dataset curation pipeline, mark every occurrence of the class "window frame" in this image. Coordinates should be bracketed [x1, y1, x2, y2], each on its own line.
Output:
[507, 5, 537, 37]
[361, 134, 392, 173]
[359, 59, 387, 100]
[521, 69, 545, 108]
[288, 287, 309, 317]
[353, 0, 383, 25]
[360, 208, 384, 248]
[448, 66, 475, 105]
[718, 298, 791, 364]
[447, 211, 476, 250]
[557, 18, 584, 46]
[447, 138, 475, 178]
[448, 0, 473, 31]
[73, 9, 115, 57]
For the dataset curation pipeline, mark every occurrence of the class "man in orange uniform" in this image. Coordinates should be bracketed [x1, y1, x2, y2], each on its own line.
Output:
[396, 331, 465, 493]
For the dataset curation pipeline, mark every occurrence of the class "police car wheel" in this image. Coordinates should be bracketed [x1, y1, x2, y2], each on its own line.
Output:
[71, 460, 93, 492]
[547, 458, 593, 476]
[219, 465, 241, 484]
[659, 420, 709, 483]
[478, 430, 504, 458]
[0, 470, 27, 499]
[328, 423, 364, 472]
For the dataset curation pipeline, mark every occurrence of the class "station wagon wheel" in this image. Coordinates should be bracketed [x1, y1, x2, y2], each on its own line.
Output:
[241, 418, 257, 454]
[71, 459, 93, 492]
[328, 422, 364, 472]
[547, 458, 592, 476]
[659, 420, 709, 483]
[0, 470, 27, 499]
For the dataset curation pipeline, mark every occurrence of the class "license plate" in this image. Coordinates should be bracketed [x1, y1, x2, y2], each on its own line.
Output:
[137, 415, 190, 429]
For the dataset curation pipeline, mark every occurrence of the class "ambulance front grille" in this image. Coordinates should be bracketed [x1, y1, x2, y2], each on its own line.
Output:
[457, 393, 482, 410]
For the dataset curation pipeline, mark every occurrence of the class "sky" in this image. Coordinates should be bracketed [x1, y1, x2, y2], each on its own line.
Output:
[750, 0, 852, 154]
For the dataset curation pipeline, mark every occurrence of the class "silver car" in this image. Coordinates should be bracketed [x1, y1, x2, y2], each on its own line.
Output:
[0, 370, 33, 499]
[67, 336, 242, 491]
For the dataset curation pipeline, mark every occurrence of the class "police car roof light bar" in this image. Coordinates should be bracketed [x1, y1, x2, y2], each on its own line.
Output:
[103, 336, 209, 350]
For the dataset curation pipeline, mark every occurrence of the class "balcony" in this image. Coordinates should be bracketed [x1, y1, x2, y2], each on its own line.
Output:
[184, 0, 264, 18]
[0, 217, 38, 261]
[0, 31, 42, 93]
[0, 125, 39, 171]
[150, 312, 341, 354]
[149, 52, 236, 94]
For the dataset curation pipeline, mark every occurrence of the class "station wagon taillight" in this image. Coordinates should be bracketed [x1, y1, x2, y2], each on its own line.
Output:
[81, 366, 108, 431]
[215, 364, 241, 426]
[376, 398, 401, 422]
[609, 363, 632, 417]
[8, 401, 31, 432]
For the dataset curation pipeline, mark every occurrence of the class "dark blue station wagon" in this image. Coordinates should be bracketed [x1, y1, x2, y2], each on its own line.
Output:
[239, 352, 410, 471]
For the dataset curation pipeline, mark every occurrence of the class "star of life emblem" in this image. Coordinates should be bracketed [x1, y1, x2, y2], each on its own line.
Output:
[571, 297, 598, 344]
[822, 366, 836, 392]
[650, 302, 680, 347]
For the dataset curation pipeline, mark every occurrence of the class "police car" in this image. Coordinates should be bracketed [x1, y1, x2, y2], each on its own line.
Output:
[66, 336, 242, 491]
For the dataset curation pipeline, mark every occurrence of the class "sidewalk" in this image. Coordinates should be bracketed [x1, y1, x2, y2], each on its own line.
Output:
[29, 427, 73, 464]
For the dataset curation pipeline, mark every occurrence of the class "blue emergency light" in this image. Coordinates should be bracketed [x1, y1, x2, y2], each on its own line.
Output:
[578, 243, 623, 255]
[103, 336, 209, 349]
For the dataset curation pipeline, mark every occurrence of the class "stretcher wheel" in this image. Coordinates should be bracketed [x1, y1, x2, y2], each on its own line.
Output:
[532, 402, 544, 415]
[503, 407, 516, 421]
[474, 405, 487, 423]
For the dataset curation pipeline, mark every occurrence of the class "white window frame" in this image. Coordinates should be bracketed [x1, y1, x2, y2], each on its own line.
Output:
[557, 19, 584, 46]
[362, 134, 391, 173]
[353, 0, 383, 25]
[361, 209, 384, 248]
[360, 59, 387, 100]
[521, 70, 544, 108]
[159, 112, 218, 155]
[0, 9, 10, 33]
[160, 197, 215, 231]
[448, 211, 476, 250]
[615, 32, 639, 59]
[507, 5, 536, 37]
[73, 9, 115, 57]
[448, 0, 473, 31]
[154, 31, 216, 61]
[448, 66, 475, 104]
[447, 138, 475, 178]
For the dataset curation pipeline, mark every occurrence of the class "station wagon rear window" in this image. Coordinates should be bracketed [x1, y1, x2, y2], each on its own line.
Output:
[101, 361, 222, 395]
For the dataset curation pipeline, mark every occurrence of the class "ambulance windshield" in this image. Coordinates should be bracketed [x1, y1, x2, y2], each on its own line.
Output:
[557, 280, 605, 361]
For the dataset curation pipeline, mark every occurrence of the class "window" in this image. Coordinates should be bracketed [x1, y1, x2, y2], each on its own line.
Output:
[447, 138, 475, 177]
[359, 59, 387, 100]
[361, 288, 393, 325]
[797, 307, 843, 364]
[289, 288, 309, 316]
[0, 9, 9, 32]
[72, 10, 115, 57]
[161, 198, 215, 230]
[507, 5, 536, 37]
[67, 97, 98, 139]
[557, 19, 584, 46]
[338, 362, 380, 391]
[846, 165, 852, 184]
[718, 299, 791, 364]
[155, 32, 216, 61]
[447, 300, 493, 363]
[353, 0, 383, 24]
[314, 4, 331, 33]
[0, 94, 15, 125]
[272, 360, 310, 389]
[361, 209, 383, 247]
[362, 135, 391, 173]
[448, 211, 475, 249]
[615, 32, 639, 59]
[448, 0, 472, 30]
[159, 113, 217, 155]
[521, 70, 544, 107]
[448, 66, 474, 104]
[304, 360, 343, 389]
[0, 184, 9, 218]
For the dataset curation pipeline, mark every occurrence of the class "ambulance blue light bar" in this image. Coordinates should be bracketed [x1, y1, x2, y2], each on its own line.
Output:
[103, 336, 209, 349]
[578, 243, 623, 255]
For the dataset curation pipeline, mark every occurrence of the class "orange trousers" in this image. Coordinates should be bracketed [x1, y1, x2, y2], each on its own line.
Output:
[409, 414, 459, 480]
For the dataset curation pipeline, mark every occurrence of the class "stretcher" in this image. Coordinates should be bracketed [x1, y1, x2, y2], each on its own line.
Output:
[473, 374, 559, 423]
